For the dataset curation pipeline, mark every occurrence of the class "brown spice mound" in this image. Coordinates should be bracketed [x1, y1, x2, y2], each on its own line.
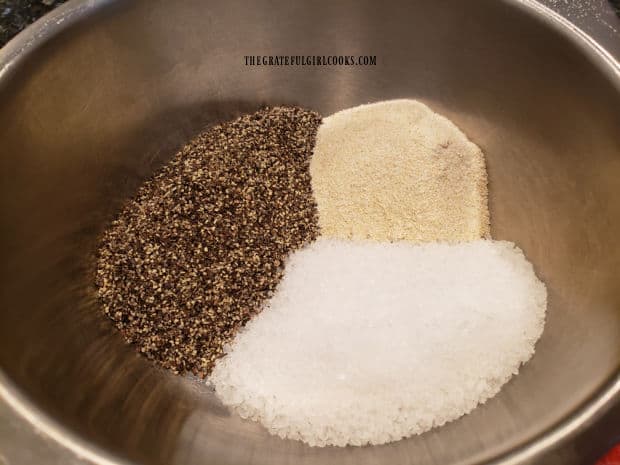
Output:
[95, 106, 321, 377]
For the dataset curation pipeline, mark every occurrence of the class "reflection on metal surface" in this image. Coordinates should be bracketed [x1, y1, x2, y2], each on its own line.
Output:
[0, 378, 126, 465]
[522, 0, 620, 78]
[0, 0, 619, 464]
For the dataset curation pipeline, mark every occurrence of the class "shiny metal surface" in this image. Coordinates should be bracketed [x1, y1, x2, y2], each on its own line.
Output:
[538, 0, 620, 59]
[0, 1, 619, 464]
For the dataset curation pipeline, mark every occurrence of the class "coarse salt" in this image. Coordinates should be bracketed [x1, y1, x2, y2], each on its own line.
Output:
[209, 239, 547, 447]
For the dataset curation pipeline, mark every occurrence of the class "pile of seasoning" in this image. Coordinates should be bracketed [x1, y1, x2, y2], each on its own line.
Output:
[210, 238, 547, 447]
[310, 100, 490, 243]
[95, 106, 321, 377]
[95, 99, 547, 449]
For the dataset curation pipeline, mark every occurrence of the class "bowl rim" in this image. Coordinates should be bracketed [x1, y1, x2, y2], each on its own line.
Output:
[0, 1, 618, 464]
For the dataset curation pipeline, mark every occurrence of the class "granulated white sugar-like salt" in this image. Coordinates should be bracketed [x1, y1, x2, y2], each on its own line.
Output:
[310, 99, 490, 242]
[209, 239, 547, 447]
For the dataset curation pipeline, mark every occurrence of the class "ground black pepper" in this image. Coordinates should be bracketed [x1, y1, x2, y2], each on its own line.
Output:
[95, 106, 321, 377]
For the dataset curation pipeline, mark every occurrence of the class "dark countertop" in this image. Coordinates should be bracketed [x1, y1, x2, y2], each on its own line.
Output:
[0, 0, 66, 46]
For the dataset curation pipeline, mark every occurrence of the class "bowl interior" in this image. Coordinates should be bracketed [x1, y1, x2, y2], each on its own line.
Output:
[0, 1, 619, 464]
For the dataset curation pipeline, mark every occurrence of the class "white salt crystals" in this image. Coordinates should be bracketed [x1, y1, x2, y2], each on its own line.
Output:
[210, 239, 547, 447]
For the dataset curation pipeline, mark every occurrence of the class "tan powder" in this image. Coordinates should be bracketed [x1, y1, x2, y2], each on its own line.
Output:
[310, 99, 490, 243]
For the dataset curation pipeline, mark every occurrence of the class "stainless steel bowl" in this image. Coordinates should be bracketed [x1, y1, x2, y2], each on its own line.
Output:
[0, 1, 619, 464]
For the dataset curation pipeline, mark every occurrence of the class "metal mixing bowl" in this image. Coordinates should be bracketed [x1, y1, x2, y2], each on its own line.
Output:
[0, 1, 619, 464]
